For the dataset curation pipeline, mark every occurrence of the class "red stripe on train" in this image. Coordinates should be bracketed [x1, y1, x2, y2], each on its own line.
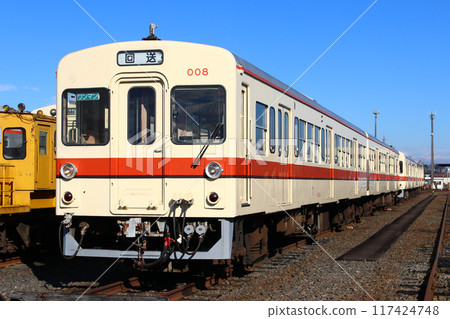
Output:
[56, 157, 403, 181]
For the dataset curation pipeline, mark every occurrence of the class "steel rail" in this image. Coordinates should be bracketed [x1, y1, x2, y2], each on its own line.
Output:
[85, 277, 141, 295]
[424, 194, 448, 301]
[159, 230, 333, 300]
[0, 256, 21, 268]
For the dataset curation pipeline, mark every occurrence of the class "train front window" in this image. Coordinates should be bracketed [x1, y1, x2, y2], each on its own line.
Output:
[3, 128, 26, 160]
[171, 86, 225, 145]
[62, 88, 109, 145]
[128, 87, 156, 145]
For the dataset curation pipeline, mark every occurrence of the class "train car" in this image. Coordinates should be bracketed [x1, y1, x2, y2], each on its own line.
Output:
[0, 106, 56, 253]
[56, 31, 424, 268]
[398, 152, 424, 197]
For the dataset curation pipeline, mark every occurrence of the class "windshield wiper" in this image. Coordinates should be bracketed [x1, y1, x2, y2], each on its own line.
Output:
[191, 123, 223, 168]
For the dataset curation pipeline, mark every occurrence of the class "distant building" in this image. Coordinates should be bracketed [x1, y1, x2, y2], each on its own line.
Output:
[424, 173, 449, 190]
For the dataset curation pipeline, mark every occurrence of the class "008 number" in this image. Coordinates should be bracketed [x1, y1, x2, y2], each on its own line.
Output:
[187, 68, 208, 76]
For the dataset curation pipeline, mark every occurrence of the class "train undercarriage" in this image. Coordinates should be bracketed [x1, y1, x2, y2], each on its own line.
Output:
[60, 189, 422, 271]
[0, 210, 58, 255]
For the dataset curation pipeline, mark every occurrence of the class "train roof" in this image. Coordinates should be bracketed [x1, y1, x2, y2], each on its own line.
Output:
[59, 39, 399, 154]
[0, 110, 55, 123]
[233, 54, 399, 154]
[405, 154, 422, 166]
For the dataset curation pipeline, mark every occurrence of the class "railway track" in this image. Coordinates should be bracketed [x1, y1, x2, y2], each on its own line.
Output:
[394, 193, 449, 300]
[69, 231, 330, 301]
[3, 191, 444, 301]
[0, 255, 22, 268]
[337, 195, 435, 261]
[424, 195, 449, 300]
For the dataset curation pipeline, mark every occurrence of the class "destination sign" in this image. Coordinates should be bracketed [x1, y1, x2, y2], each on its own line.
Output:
[117, 50, 163, 66]
[76, 93, 100, 101]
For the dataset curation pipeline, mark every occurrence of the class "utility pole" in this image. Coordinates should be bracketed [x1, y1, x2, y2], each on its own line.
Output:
[430, 112, 435, 190]
[373, 110, 379, 138]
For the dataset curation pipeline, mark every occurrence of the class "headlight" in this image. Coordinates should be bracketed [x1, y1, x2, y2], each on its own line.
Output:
[60, 162, 78, 180]
[205, 162, 223, 179]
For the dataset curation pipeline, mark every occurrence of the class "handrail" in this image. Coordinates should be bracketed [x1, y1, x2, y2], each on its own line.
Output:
[0, 164, 15, 206]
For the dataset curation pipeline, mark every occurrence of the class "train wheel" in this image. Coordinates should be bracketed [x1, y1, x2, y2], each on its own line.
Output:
[0, 223, 18, 254]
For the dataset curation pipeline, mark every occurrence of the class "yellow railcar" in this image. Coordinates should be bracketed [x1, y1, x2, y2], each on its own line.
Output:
[0, 108, 56, 253]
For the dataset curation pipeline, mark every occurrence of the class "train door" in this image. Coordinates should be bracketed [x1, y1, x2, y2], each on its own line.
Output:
[110, 77, 165, 214]
[36, 124, 53, 189]
[239, 85, 250, 205]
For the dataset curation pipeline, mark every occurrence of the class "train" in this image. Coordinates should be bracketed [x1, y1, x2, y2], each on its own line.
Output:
[0, 105, 56, 254]
[56, 29, 424, 269]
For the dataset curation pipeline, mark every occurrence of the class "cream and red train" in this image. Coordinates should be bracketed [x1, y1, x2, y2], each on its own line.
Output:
[56, 35, 424, 267]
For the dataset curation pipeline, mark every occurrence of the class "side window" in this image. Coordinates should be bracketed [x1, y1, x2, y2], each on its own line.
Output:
[269, 107, 275, 153]
[321, 128, 325, 163]
[3, 128, 26, 160]
[399, 160, 403, 174]
[326, 128, 331, 164]
[358, 144, 362, 169]
[299, 120, 305, 160]
[294, 117, 299, 157]
[284, 112, 289, 157]
[350, 140, 354, 167]
[307, 123, 313, 162]
[345, 139, 350, 168]
[363, 146, 366, 170]
[334, 134, 340, 166]
[255, 102, 267, 154]
[278, 110, 282, 156]
[128, 87, 156, 145]
[314, 126, 320, 163]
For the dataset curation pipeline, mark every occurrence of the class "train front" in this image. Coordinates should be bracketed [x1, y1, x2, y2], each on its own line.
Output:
[56, 40, 239, 268]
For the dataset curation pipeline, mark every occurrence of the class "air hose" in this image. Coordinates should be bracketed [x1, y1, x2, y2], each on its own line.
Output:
[58, 221, 88, 260]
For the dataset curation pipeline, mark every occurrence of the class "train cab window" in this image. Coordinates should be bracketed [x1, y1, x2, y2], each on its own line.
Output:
[255, 102, 267, 154]
[128, 87, 156, 144]
[269, 107, 275, 153]
[3, 128, 26, 160]
[62, 88, 110, 145]
[399, 160, 403, 174]
[171, 86, 225, 145]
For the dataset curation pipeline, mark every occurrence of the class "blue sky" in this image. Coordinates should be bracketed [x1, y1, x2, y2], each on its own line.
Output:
[1, 0, 449, 164]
